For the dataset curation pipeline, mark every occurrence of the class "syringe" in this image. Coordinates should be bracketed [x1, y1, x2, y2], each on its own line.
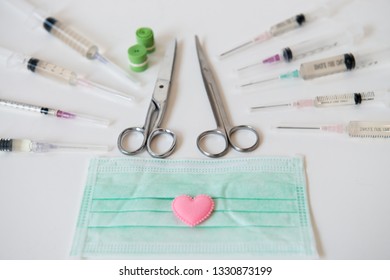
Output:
[0, 97, 110, 126]
[4, 0, 140, 87]
[0, 46, 136, 102]
[218, 0, 350, 59]
[274, 121, 390, 139]
[237, 26, 364, 72]
[0, 138, 109, 153]
[239, 48, 390, 88]
[250, 89, 390, 112]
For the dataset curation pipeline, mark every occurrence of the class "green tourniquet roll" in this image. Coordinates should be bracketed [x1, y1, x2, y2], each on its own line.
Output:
[71, 156, 317, 258]
[136, 27, 155, 53]
[127, 44, 148, 72]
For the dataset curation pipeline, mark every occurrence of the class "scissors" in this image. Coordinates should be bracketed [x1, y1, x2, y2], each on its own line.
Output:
[117, 39, 177, 158]
[195, 36, 260, 158]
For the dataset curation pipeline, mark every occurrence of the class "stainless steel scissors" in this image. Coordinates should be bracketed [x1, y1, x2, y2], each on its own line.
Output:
[117, 39, 177, 158]
[195, 36, 260, 158]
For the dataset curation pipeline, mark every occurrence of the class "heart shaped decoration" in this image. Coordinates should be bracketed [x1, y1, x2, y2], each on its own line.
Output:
[172, 194, 214, 227]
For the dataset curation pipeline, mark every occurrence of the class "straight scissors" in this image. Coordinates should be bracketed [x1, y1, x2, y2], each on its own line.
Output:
[117, 39, 177, 158]
[195, 36, 260, 158]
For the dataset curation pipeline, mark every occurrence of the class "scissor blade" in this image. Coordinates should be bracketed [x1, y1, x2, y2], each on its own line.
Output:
[195, 35, 228, 129]
[195, 36, 223, 101]
[195, 35, 216, 85]
[157, 39, 177, 81]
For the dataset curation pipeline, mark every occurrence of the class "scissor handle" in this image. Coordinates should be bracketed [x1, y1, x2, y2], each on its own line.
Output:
[147, 128, 177, 158]
[117, 126, 148, 156]
[227, 125, 260, 153]
[196, 129, 230, 158]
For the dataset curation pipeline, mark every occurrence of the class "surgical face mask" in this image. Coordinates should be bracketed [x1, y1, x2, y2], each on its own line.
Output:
[71, 157, 317, 259]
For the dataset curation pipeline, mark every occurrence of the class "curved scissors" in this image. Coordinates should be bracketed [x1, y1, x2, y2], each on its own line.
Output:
[195, 36, 260, 158]
[117, 39, 177, 158]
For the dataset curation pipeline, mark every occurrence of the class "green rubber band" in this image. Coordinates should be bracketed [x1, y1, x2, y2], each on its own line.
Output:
[128, 44, 148, 72]
[136, 27, 155, 53]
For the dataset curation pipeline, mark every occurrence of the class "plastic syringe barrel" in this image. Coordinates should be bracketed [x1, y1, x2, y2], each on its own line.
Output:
[352, 48, 390, 70]
[0, 46, 78, 84]
[299, 53, 356, 80]
[5, 0, 99, 59]
[283, 26, 364, 62]
[268, 14, 306, 37]
[299, 47, 390, 80]
[43, 17, 99, 59]
[267, 0, 347, 37]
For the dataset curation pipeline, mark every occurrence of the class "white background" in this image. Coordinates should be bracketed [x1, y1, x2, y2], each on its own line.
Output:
[0, 0, 389, 260]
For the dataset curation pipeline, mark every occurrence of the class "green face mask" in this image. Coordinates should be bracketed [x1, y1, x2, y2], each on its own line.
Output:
[71, 157, 317, 258]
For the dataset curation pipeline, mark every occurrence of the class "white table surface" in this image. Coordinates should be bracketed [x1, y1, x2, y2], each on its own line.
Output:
[0, 0, 389, 259]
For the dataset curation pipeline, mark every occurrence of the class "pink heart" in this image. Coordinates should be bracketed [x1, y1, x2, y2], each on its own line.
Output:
[172, 195, 214, 227]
